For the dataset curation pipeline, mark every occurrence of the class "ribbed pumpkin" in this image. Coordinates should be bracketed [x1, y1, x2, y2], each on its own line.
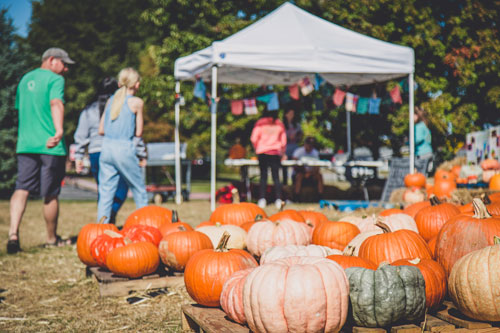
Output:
[196, 222, 247, 250]
[246, 219, 311, 257]
[195, 221, 215, 229]
[121, 224, 162, 247]
[339, 214, 377, 233]
[123, 205, 172, 230]
[76, 223, 119, 267]
[378, 208, 404, 217]
[392, 258, 446, 310]
[327, 254, 377, 270]
[157, 210, 194, 237]
[342, 214, 418, 234]
[414, 196, 460, 241]
[433, 179, 457, 199]
[345, 264, 426, 327]
[435, 198, 500, 277]
[428, 235, 437, 258]
[312, 221, 360, 251]
[220, 268, 254, 324]
[404, 172, 426, 188]
[269, 209, 306, 223]
[343, 230, 383, 256]
[448, 237, 500, 321]
[489, 174, 500, 190]
[260, 244, 341, 264]
[358, 222, 432, 266]
[243, 256, 349, 333]
[298, 210, 328, 229]
[184, 232, 258, 307]
[434, 169, 455, 182]
[209, 202, 266, 227]
[90, 230, 126, 268]
[403, 200, 431, 219]
[158, 228, 213, 271]
[106, 241, 159, 278]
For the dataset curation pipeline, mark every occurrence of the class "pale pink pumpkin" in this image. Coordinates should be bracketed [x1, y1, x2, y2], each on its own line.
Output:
[243, 256, 349, 333]
[246, 219, 311, 257]
[220, 268, 254, 324]
[343, 230, 383, 256]
[260, 244, 341, 264]
[339, 214, 377, 233]
[340, 213, 419, 234]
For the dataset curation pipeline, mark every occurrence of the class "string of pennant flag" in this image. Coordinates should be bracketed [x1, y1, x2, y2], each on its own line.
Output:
[193, 74, 409, 116]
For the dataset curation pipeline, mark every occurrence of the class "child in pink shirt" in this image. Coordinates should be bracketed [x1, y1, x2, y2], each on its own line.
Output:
[251, 109, 287, 208]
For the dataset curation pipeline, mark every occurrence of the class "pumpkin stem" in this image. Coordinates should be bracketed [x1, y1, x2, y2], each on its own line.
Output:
[103, 230, 123, 238]
[215, 231, 231, 252]
[231, 188, 240, 204]
[172, 210, 179, 223]
[408, 258, 421, 265]
[343, 246, 356, 256]
[429, 195, 441, 206]
[482, 194, 492, 205]
[98, 216, 107, 224]
[472, 198, 492, 219]
[254, 214, 263, 222]
[494, 235, 500, 245]
[375, 221, 392, 233]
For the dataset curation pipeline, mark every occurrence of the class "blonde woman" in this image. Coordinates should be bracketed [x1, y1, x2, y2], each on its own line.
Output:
[97, 68, 148, 223]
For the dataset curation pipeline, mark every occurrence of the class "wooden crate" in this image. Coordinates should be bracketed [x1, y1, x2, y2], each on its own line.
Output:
[181, 304, 249, 333]
[88, 266, 184, 297]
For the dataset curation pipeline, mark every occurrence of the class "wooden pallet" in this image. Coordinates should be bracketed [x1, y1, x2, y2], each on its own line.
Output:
[181, 304, 249, 333]
[180, 301, 500, 333]
[88, 266, 184, 297]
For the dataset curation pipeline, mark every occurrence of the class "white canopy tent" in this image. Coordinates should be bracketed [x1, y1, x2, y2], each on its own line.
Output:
[173, 2, 415, 210]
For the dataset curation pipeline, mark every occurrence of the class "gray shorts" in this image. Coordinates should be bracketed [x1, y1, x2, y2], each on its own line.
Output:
[15, 154, 66, 197]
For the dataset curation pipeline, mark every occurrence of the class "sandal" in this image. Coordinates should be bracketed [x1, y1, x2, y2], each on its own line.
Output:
[43, 235, 72, 248]
[7, 236, 21, 254]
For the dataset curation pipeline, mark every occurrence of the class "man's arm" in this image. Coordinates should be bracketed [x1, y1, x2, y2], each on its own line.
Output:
[46, 99, 64, 148]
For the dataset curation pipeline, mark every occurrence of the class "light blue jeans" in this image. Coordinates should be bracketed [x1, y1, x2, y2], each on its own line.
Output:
[97, 138, 148, 223]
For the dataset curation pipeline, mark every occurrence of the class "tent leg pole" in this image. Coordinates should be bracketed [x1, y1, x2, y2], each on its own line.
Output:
[346, 110, 352, 159]
[409, 73, 415, 174]
[174, 81, 182, 205]
[210, 66, 218, 212]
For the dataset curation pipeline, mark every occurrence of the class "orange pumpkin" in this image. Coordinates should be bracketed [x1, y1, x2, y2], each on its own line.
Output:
[89, 229, 125, 268]
[404, 172, 426, 188]
[209, 202, 267, 227]
[312, 221, 360, 251]
[451, 165, 462, 178]
[433, 179, 457, 199]
[489, 174, 500, 190]
[435, 198, 500, 277]
[434, 169, 455, 182]
[326, 254, 377, 270]
[269, 209, 306, 223]
[157, 211, 193, 237]
[428, 235, 437, 258]
[76, 223, 119, 267]
[121, 224, 163, 247]
[414, 196, 460, 241]
[196, 221, 216, 229]
[106, 241, 160, 278]
[228, 143, 246, 159]
[298, 210, 328, 229]
[184, 232, 258, 307]
[158, 229, 213, 271]
[403, 200, 431, 219]
[391, 258, 446, 310]
[123, 205, 173, 230]
[378, 208, 404, 217]
[358, 222, 432, 266]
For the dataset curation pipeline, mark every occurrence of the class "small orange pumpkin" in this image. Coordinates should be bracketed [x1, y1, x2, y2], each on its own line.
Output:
[76, 223, 119, 267]
[489, 174, 500, 190]
[404, 172, 426, 188]
[433, 179, 457, 199]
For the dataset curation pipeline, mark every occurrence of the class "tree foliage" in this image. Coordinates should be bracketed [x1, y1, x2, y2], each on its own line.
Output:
[0, 9, 36, 197]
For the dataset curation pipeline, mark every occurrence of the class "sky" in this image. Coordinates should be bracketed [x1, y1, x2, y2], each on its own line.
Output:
[1, 0, 32, 37]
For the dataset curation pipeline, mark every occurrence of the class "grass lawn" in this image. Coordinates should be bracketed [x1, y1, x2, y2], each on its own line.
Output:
[1, 197, 377, 332]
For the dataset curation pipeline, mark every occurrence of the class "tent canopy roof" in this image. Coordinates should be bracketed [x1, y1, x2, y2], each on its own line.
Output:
[174, 2, 414, 86]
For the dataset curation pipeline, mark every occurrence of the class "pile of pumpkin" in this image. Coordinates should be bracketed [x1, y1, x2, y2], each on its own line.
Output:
[76, 198, 500, 332]
[403, 164, 500, 205]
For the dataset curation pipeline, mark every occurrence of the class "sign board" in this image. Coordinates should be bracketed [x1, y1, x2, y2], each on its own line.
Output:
[380, 157, 429, 202]
[466, 130, 489, 165]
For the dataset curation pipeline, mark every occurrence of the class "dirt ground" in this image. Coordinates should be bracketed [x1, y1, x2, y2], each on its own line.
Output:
[0, 198, 371, 332]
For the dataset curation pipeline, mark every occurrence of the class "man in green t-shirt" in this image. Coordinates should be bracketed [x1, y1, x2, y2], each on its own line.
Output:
[7, 48, 75, 254]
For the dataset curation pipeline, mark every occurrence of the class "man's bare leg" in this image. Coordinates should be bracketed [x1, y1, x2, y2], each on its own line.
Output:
[9, 189, 29, 240]
[44, 195, 59, 244]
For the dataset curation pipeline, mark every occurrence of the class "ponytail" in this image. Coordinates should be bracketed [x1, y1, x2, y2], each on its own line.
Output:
[109, 67, 140, 121]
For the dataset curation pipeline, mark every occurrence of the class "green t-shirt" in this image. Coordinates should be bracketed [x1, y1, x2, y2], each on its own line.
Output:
[15, 68, 67, 156]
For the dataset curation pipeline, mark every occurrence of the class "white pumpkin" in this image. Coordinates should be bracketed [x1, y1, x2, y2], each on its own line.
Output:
[260, 244, 341, 264]
[343, 230, 383, 256]
[196, 222, 247, 249]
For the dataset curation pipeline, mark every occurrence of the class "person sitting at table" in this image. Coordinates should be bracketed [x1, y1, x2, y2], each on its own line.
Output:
[292, 136, 324, 201]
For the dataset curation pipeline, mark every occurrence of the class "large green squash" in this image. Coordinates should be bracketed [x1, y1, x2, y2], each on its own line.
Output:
[345, 264, 426, 328]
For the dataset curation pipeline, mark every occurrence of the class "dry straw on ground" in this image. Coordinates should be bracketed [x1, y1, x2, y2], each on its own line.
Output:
[0, 198, 365, 332]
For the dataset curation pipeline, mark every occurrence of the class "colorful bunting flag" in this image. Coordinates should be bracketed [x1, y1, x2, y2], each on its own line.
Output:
[390, 85, 403, 104]
[289, 84, 300, 100]
[368, 98, 381, 114]
[356, 97, 370, 114]
[256, 93, 273, 104]
[314, 74, 325, 90]
[299, 77, 314, 96]
[243, 98, 258, 115]
[279, 90, 292, 104]
[231, 100, 244, 115]
[267, 92, 279, 111]
[193, 78, 206, 100]
[333, 88, 346, 107]
[345, 93, 359, 112]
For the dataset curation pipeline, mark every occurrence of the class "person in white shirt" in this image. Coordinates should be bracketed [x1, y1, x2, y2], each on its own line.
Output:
[292, 136, 324, 201]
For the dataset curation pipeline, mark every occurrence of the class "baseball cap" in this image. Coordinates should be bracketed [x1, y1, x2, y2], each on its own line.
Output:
[42, 47, 75, 64]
